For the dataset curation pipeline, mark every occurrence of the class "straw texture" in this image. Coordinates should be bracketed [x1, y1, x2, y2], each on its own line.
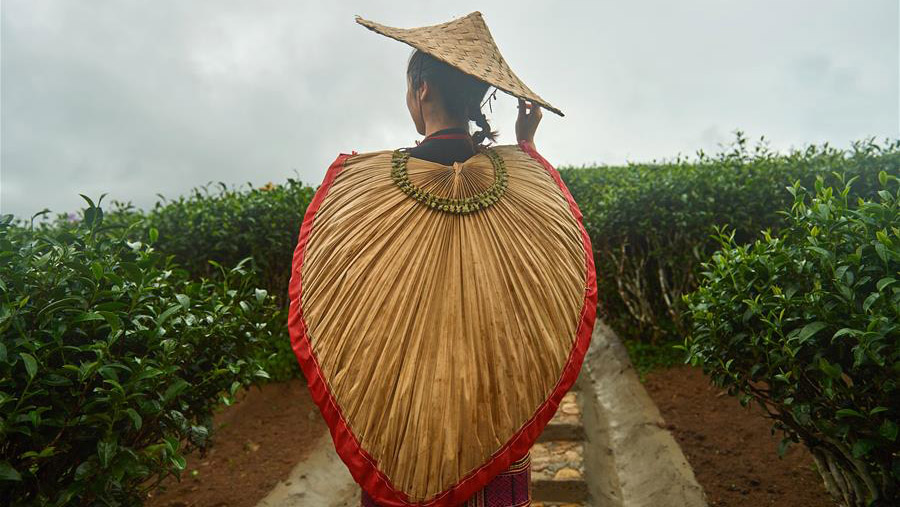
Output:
[297, 145, 586, 503]
[355, 11, 564, 117]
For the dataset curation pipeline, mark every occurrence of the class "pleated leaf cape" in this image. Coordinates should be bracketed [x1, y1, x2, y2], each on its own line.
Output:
[287, 140, 597, 506]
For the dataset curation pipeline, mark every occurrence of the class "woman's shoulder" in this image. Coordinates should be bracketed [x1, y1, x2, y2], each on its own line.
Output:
[325, 143, 548, 167]
[331, 149, 392, 159]
[324, 149, 391, 167]
[487, 142, 551, 168]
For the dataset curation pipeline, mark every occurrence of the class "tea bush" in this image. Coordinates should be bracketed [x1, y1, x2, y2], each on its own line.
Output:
[0, 195, 280, 506]
[30, 134, 898, 388]
[95, 179, 315, 382]
[682, 172, 899, 505]
[105, 178, 315, 311]
[559, 133, 900, 344]
[84, 134, 900, 356]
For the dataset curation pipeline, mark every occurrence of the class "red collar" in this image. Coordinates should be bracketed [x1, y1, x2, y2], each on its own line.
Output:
[425, 132, 471, 141]
[422, 128, 472, 142]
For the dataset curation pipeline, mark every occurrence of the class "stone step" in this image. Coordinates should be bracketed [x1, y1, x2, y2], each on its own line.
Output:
[531, 479, 589, 504]
[531, 388, 589, 504]
[537, 390, 584, 442]
[530, 440, 588, 504]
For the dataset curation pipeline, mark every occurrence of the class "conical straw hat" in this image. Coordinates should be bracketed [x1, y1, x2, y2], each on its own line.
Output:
[288, 143, 597, 506]
[356, 11, 564, 117]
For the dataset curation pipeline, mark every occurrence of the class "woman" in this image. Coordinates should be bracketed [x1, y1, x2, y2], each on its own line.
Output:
[288, 12, 597, 507]
[357, 49, 543, 507]
[401, 49, 543, 166]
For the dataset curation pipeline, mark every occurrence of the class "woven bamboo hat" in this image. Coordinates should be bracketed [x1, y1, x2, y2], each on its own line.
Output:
[356, 11, 564, 117]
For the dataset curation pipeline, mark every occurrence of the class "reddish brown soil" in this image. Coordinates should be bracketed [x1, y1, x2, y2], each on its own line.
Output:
[643, 364, 833, 506]
[145, 378, 327, 507]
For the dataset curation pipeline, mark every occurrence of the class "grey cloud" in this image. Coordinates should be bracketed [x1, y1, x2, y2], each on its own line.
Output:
[2, 0, 897, 220]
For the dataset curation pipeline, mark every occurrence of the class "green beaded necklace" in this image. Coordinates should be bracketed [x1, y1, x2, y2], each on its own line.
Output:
[390, 148, 508, 215]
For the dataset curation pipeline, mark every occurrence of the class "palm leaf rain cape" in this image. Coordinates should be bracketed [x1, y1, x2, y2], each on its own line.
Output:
[288, 141, 597, 506]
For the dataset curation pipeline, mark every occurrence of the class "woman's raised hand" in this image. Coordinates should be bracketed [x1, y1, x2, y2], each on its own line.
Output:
[515, 98, 542, 147]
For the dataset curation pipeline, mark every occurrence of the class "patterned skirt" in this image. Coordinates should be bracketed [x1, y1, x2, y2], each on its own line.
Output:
[360, 452, 532, 507]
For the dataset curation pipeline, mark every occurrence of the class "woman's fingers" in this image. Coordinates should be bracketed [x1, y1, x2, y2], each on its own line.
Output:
[515, 99, 541, 145]
[521, 101, 540, 118]
[519, 99, 539, 117]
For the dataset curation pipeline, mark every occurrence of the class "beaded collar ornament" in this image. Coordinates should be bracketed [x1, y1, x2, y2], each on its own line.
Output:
[390, 148, 508, 214]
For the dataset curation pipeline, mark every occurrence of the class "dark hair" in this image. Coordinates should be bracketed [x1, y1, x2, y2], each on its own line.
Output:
[407, 49, 498, 146]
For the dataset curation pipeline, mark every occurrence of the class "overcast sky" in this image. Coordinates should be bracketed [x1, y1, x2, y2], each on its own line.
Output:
[2, 0, 898, 221]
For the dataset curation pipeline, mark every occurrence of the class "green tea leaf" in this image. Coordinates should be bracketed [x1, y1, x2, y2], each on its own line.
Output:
[835, 408, 865, 419]
[20, 353, 37, 379]
[851, 439, 876, 458]
[862, 292, 880, 313]
[0, 462, 22, 481]
[97, 439, 116, 468]
[879, 420, 898, 441]
[126, 408, 142, 430]
[163, 379, 190, 403]
[797, 321, 827, 344]
[876, 277, 896, 292]
[91, 262, 104, 280]
[173, 294, 189, 311]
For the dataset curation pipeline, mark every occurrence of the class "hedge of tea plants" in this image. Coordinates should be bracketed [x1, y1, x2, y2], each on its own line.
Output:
[100, 134, 900, 363]
[562, 133, 900, 344]
[103, 133, 900, 351]
[0, 196, 281, 506]
[105, 178, 314, 310]
[100, 178, 315, 382]
[682, 173, 899, 505]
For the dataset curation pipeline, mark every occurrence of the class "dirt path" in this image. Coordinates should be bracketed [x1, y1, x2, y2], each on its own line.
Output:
[144, 344, 833, 507]
[643, 365, 832, 506]
[145, 378, 328, 507]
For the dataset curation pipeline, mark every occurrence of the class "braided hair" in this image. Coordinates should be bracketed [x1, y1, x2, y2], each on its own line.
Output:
[407, 49, 499, 147]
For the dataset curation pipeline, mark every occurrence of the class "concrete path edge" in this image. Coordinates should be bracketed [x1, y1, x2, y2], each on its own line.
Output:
[578, 320, 708, 507]
[257, 319, 709, 507]
[256, 431, 360, 507]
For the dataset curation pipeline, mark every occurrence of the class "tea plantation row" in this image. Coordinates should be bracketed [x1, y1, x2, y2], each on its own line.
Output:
[1, 132, 897, 504]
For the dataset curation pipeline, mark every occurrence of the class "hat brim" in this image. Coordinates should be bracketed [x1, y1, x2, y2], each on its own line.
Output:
[356, 12, 564, 117]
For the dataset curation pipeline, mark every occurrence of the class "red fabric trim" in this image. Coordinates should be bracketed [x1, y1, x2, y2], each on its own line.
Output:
[288, 152, 411, 506]
[423, 133, 471, 140]
[288, 145, 598, 506]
